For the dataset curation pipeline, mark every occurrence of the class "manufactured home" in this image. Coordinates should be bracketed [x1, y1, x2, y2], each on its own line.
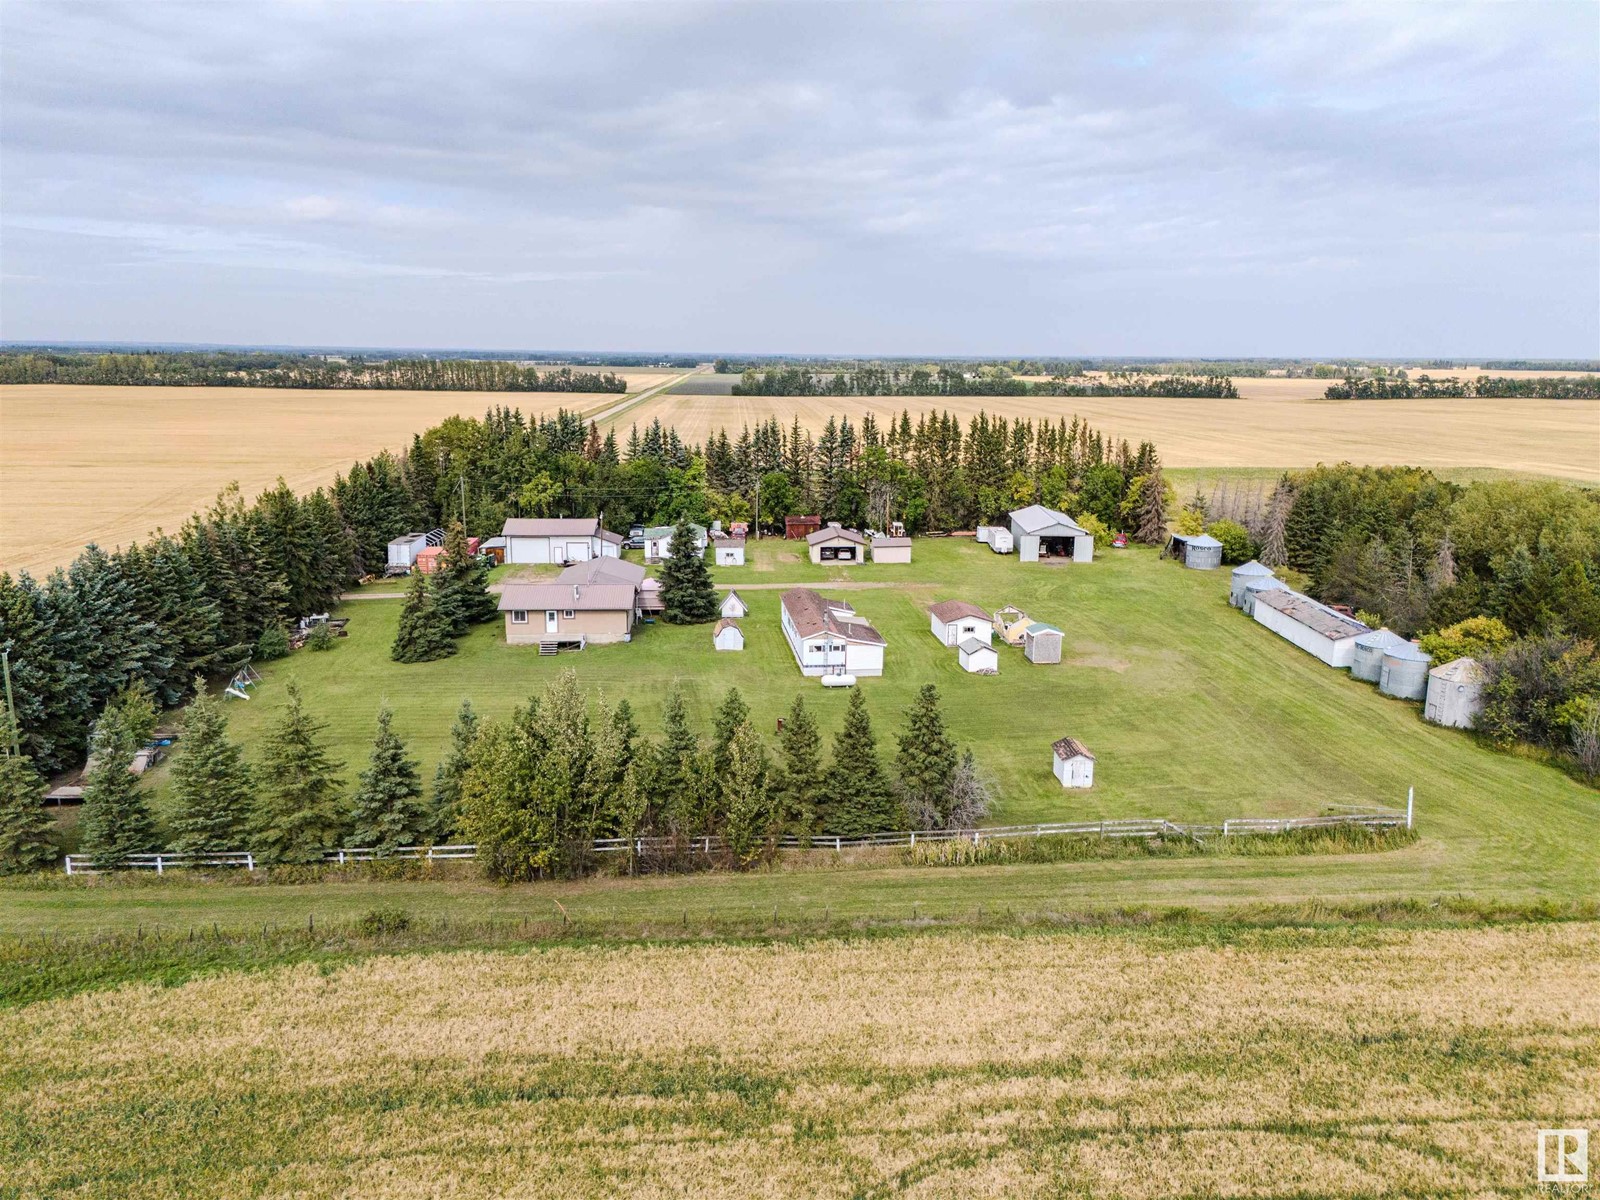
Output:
[1052, 737, 1095, 788]
[1251, 589, 1369, 668]
[780, 587, 886, 677]
[929, 600, 992, 647]
[1008, 504, 1093, 563]
[500, 518, 622, 566]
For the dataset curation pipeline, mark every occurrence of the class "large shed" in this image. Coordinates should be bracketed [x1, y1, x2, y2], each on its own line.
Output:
[1167, 533, 1223, 570]
[1229, 560, 1275, 607]
[929, 600, 991, 647]
[1352, 629, 1410, 682]
[1378, 642, 1432, 700]
[870, 536, 913, 564]
[1425, 657, 1485, 729]
[713, 534, 746, 566]
[1251, 589, 1369, 668]
[808, 524, 867, 564]
[1051, 737, 1095, 788]
[957, 638, 998, 674]
[784, 515, 822, 540]
[1008, 504, 1093, 563]
[1023, 622, 1063, 664]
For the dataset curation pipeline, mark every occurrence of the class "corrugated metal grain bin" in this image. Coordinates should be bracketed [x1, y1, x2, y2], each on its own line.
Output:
[1352, 628, 1409, 683]
[1229, 560, 1275, 607]
[1378, 642, 1432, 700]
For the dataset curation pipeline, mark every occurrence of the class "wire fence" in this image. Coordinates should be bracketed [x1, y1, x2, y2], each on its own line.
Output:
[62, 810, 1408, 874]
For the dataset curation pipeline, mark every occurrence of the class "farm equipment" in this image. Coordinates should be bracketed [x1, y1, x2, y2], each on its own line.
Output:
[289, 614, 350, 650]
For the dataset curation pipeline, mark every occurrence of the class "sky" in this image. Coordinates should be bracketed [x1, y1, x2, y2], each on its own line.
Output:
[1, 1, 1596, 358]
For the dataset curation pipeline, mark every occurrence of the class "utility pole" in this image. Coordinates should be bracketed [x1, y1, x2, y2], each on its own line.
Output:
[1, 649, 18, 755]
[755, 477, 761, 540]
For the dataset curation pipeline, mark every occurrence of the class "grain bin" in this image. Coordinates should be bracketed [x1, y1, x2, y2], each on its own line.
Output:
[1378, 642, 1431, 700]
[1352, 628, 1409, 683]
[1240, 575, 1287, 617]
[1425, 657, 1485, 729]
[1229, 560, 1275, 607]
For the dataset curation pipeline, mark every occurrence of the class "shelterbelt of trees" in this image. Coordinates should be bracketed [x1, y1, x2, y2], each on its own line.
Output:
[0, 351, 627, 393]
[1323, 373, 1600, 399]
[0, 403, 1158, 776]
[730, 365, 1239, 398]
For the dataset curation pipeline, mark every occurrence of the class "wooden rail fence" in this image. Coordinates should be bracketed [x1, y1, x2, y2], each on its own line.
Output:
[62, 810, 1408, 874]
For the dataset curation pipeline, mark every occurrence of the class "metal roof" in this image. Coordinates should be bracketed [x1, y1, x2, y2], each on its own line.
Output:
[872, 536, 913, 547]
[497, 582, 636, 612]
[1009, 504, 1086, 535]
[1230, 560, 1274, 577]
[1383, 642, 1431, 663]
[1172, 533, 1222, 548]
[807, 525, 867, 546]
[1253, 589, 1369, 640]
[1429, 656, 1484, 682]
[558, 557, 644, 588]
[957, 637, 994, 655]
[1026, 622, 1062, 636]
[501, 518, 604, 538]
[1354, 628, 1410, 650]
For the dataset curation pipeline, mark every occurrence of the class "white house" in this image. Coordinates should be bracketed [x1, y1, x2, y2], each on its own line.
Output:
[1251, 589, 1368, 668]
[720, 589, 749, 619]
[1425, 657, 1485, 729]
[870, 536, 913, 564]
[957, 638, 998, 674]
[1052, 737, 1095, 788]
[643, 523, 708, 563]
[713, 534, 746, 566]
[780, 587, 886, 677]
[713, 618, 744, 652]
[1009, 504, 1093, 563]
[500, 518, 622, 566]
[929, 600, 992, 647]
[807, 524, 868, 564]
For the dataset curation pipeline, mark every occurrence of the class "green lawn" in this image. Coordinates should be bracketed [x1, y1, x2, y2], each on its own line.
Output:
[29, 533, 1582, 930]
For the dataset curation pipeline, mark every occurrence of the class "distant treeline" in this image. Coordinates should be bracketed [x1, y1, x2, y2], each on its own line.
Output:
[0, 351, 628, 393]
[1479, 361, 1600, 373]
[1323, 374, 1600, 400]
[732, 366, 1238, 399]
[714, 357, 1088, 377]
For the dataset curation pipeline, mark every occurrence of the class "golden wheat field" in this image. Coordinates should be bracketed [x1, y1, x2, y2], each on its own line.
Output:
[5, 923, 1597, 1198]
[609, 381, 1599, 486]
[0, 375, 667, 578]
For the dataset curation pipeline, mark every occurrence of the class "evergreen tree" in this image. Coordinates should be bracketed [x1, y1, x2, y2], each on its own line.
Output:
[820, 690, 901, 836]
[167, 682, 253, 853]
[250, 682, 346, 864]
[430, 699, 479, 839]
[895, 684, 958, 829]
[711, 686, 750, 778]
[775, 694, 824, 837]
[721, 719, 772, 866]
[658, 519, 718, 624]
[78, 694, 159, 868]
[653, 687, 699, 831]
[391, 570, 457, 663]
[1133, 469, 1170, 545]
[0, 729, 56, 874]
[349, 706, 428, 854]
[610, 698, 639, 775]
[432, 521, 497, 636]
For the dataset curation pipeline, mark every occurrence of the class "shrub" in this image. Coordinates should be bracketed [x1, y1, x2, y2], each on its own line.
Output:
[255, 625, 291, 661]
[1073, 512, 1110, 540]
[305, 623, 338, 652]
[1173, 507, 1205, 536]
[1418, 616, 1514, 663]
[356, 906, 412, 937]
[1207, 518, 1254, 564]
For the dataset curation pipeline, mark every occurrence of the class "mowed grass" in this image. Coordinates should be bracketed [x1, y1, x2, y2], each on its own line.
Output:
[607, 384, 1600, 484]
[3, 921, 1596, 1197]
[0, 374, 671, 578]
[32, 534, 1584, 940]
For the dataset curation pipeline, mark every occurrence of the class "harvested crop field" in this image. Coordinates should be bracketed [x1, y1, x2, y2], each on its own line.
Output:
[0, 377, 663, 577]
[5, 921, 1597, 1197]
[605, 384, 1598, 485]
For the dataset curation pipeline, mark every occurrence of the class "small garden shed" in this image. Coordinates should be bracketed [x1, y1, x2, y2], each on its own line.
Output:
[720, 589, 749, 619]
[957, 638, 998, 674]
[713, 618, 744, 652]
[1023, 622, 1062, 664]
[1052, 737, 1095, 788]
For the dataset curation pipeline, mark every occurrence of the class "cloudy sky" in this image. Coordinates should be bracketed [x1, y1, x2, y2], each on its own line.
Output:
[2, 1, 1595, 356]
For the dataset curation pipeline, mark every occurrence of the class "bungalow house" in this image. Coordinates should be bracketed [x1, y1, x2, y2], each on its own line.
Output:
[721, 589, 749, 619]
[1251, 589, 1368, 668]
[780, 587, 887, 677]
[1052, 737, 1095, 788]
[808, 523, 868, 564]
[498, 556, 647, 647]
[500, 517, 622, 566]
[1008, 504, 1093, 563]
[643, 523, 708, 563]
[957, 638, 998, 674]
[713, 618, 744, 652]
[713, 533, 746, 566]
[785, 514, 822, 540]
[929, 600, 992, 647]
[870, 535, 913, 564]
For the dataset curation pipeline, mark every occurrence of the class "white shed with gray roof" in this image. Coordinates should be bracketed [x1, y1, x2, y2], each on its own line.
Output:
[1251, 589, 1369, 668]
[1008, 505, 1093, 563]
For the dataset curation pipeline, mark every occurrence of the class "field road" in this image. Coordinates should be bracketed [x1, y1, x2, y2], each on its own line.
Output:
[580, 363, 707, 426]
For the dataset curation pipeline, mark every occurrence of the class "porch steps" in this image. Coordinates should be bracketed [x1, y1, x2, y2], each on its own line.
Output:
[538, 640, 559, 656]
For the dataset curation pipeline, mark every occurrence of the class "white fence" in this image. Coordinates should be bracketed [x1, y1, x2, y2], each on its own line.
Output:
[61, 812, 1407, 874]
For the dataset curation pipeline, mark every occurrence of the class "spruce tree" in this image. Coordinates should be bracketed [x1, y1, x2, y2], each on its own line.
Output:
[610, 698, 639, 775]
[430, 699, 479, 840]
[711, 686, 750, 778]
[250, 682, 346, 864]
[78, 695, 159, 868]
[432, 521, 497, 636]
[167, 683, 254, 853]
[658, 520, 717, 624]
[820, 690, 902, 836]
[721, 719, 772, 866]
[895, 684, 958, 829]
[775, 694, 823, 837]
[349, 706, 428, 854]
[1134, 469, 1170, 546]
[391, 570, 457, 663]
[653, 688, 699, 829]
[0, 729, 56, 875]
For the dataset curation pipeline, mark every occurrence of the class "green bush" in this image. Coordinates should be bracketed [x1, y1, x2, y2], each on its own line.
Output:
[254, 626, 291, 661]
[356, 906, 412, 937]
[305, 623, 338, 652]
[1207, 518, 1255, 564]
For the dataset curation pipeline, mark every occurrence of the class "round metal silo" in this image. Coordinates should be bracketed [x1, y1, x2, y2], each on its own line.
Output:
[1229, 561, 1274, 607]
[1378, 642, 1431, 700]
[1352, 629, 1407, 682]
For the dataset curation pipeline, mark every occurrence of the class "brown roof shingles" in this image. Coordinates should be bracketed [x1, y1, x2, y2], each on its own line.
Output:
[930, 600, 989, 623]
[781, 588, 886, 646]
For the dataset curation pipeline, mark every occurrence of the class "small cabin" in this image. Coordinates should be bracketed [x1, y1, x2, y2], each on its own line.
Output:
[713, 618, 744, 652]
[720, 590, 749, 620]
[1167, 533, 1223, 570]
[1052, 737, 1095, 788]
[957, 638, 998, 674]
[870, 536, 912, 564]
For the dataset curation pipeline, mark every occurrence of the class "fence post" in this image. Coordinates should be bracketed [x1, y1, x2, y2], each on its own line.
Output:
[246, 853, 255, 871]
[338, 850, 346, 865]
[835, 836, 841, 851]
[1223, 820, 1230, 837]
[910, 831, 915, 847]
[64, 856, 73, 876]
[155, 854, 164, 876]
[1406, 786, 1414, 829]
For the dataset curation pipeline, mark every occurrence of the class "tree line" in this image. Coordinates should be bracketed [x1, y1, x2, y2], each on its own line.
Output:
[1323, 374, 1600, 400]
[0, 351, 627, 393]
[0, 672, 990, 877]
[732, 366, 1238, 398]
